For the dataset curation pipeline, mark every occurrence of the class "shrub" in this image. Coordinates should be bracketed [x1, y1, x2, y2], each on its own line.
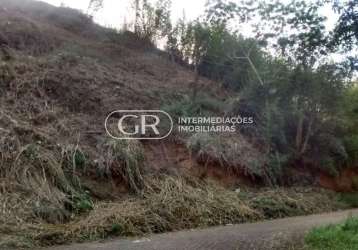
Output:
[69, 192, 94, 214]
[163, 94, 225, 119]
[265, 152, 290, 186]
[61, 144, 87, 171]
[339, 193, 358, 208]
[344, 135, 358, 166]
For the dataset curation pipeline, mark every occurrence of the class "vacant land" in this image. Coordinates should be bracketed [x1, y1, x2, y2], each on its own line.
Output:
[0, 0, 357, 249]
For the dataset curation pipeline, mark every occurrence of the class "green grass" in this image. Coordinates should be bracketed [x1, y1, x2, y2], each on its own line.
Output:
[305, 217, 358, 250]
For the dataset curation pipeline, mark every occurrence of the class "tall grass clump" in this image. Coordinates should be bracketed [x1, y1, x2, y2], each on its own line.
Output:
[1, 142, 75, 224]
[96, 139, 145, 194]
[0, 126, 94, 226]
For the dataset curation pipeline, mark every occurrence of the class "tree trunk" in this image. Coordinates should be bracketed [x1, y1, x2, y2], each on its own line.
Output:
[295, 113, 314, 157]
[192, 63, 199, 101]
[134, 0, 140, 34]
[295, 113, 304, 154]
[300, 116, 313, 155]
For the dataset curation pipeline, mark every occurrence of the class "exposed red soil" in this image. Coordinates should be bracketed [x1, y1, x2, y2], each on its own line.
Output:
[143, 141, 253, 188]
[319, 168, 358, 192]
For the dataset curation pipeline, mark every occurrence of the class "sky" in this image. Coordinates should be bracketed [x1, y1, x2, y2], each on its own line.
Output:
[40, 0, 344, 63]
[41, 0, 338, 32]
[42, 0, 208, 29]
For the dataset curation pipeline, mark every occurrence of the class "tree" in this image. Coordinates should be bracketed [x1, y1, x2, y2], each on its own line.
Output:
[87, 0, 104, 17]
[134, 0, 140, 33]
[182, 21, 211, 100]
[162, 0, 355, 177]
[331, 0, 358, 52]
[342, 85, 358, 166]
[330, 0, 358, 73]
[133, 0, 172, 42]
[166, 11, 187, 64]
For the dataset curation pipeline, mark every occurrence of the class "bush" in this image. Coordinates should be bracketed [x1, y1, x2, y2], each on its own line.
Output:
[163, 94, 225, 119]
[339, 193, 358, 208]
[344, 135, 358, 166]
[70, 192, 94, 214]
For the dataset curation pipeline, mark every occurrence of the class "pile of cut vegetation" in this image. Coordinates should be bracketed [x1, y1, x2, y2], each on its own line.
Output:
[0, 171, 348, 248]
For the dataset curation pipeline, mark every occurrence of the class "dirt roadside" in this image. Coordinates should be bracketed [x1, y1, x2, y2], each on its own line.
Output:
[40, 209, 358, 250]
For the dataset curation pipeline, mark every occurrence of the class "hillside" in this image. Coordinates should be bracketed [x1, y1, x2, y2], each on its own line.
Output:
[0, 0, 222, 185]
[0, 0, 357, 249]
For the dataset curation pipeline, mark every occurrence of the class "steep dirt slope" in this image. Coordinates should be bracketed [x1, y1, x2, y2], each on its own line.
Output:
[0, 0, 222, 164]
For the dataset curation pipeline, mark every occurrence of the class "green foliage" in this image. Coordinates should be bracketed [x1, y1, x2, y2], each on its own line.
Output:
[339, 193, 358, 208]
[62, 145, 87, 170]
[163, 94, 225, 119]
[177, 20, 212, 72]
[73, 149, 86, 168]
[205, 0, 244, 25]
[343, 86, 358, 166]
[109, 223, 123, 236]
[70, 192, 94, 214]
[163, 0, 356, 178]
[134, 0, 172, 42]
[344, 135, 358, 166]
[265, 152, 290, 186]
[331, 0, 358, 52]
[241, 60, 349, 175]
[305, 217, 358, 250]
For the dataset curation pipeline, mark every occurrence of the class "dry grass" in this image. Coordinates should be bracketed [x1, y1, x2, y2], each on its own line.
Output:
[32, 175, 260, 244]
[11, 176, 344, 248]
[246, 187, 347, 219]
[0, 140, 76, 224]
[187, 133, 266, 177]
[95, 139, 146, 194]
